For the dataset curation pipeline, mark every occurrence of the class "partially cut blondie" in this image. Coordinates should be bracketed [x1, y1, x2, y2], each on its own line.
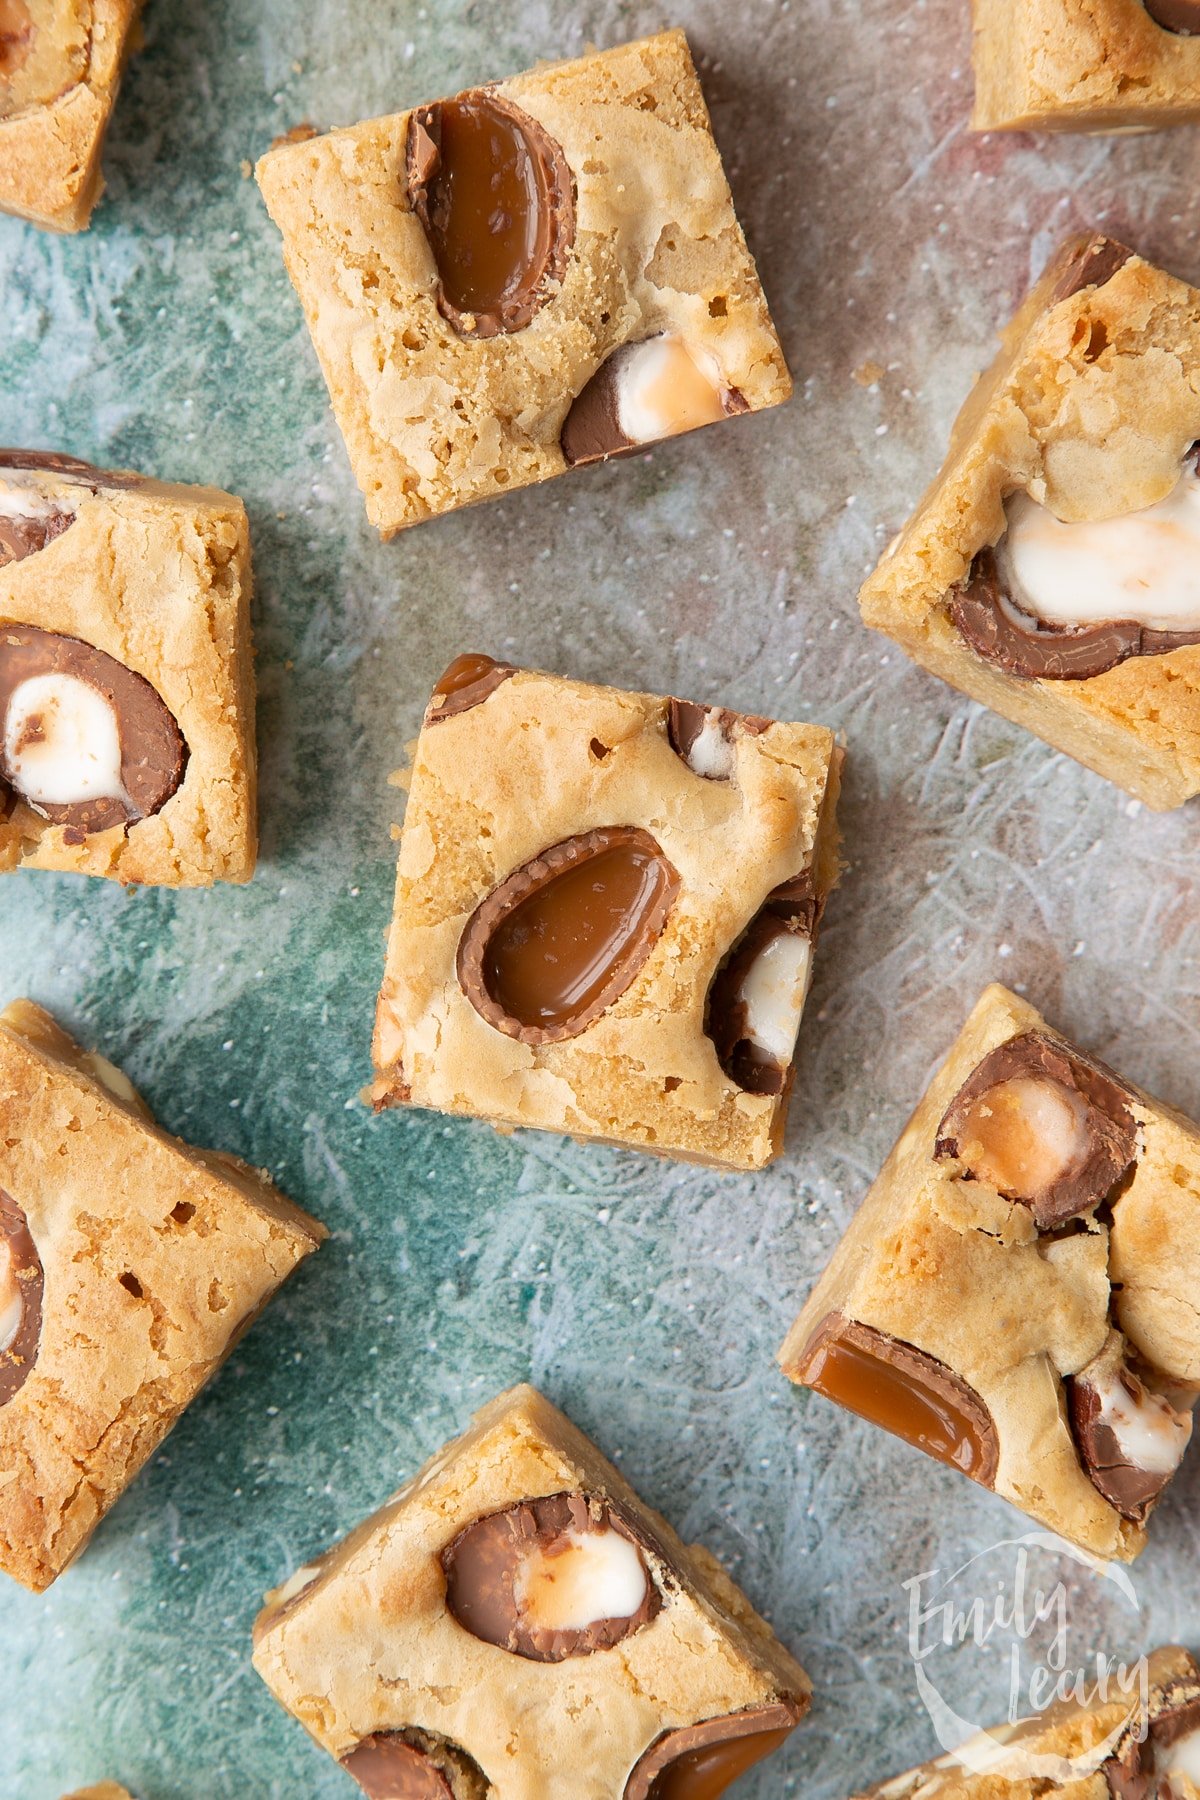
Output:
[371, 656, 842, 1171]
[780, 984, 1200, 1561]
[256, 31, 791, 535]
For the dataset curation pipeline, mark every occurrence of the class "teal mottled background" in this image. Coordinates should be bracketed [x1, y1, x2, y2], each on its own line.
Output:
[2, 2, 1200, 1796]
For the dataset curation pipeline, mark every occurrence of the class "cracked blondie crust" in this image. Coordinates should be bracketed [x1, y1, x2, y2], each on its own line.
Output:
[0, 1000, 325, 1592]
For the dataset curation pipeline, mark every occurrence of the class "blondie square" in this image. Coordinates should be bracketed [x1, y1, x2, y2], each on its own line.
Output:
[253, 1384, 811, 1800]
[0, 1, 143, 231]
[0, 451, 258, 885]
[973, 0, 1200, 132]
[371, 655, 842, 1172]
[860, 235, 1200, 810]
[255, 30, 791, 536]
[0, 999, 325, 1591]
[854, 1646, 1200, 1800]
[780, 983, 1200, 1562]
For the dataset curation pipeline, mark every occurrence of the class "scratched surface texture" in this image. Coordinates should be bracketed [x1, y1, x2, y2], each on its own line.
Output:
[1, 0, 1199, 1796]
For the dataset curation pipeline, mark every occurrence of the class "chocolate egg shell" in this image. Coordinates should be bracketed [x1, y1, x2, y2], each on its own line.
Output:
[0, 1189, 42, 1408]
[405, 89, 575, 339]
[705, 871, 820, 1095]
[0, 449, 148, 490]
[341, 1728, 493, 1800]
[795, 1312, 999, 1488]
[0, 623, 188, 835]
[666, 699, 771, 780]
[0, 499, 76, 568]
[1144, 0, 1200, 33]
[1104, 1680, 1200, 1800]
[424, 653, 516, 725]
[1067, 1331, 1192, 1524]
[934, 1030, 1137, 1229]
[561, 337, 746, 468]
[623, 1702, 806, 1800]
[949, 468, 1200, 686]
[457, 826, 679, 1044]
[1048, 234, 1134, 304]
[441, 1490, 661, 1662]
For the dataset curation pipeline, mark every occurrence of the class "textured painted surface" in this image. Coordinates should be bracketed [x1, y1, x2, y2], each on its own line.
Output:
[1, 1, 1199, 1796]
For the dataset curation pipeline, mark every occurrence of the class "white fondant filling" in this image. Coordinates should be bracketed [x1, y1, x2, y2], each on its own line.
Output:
[1093, 1361, 1193, 1476]
[0, 479, 73, 527]
[1159, 1727, 1200, 1786]
[513, 1525, 647, 1631]
[82, 1051, 139, 1106]
[271, 1560, 324, 1609]
[998, 464, 1200, 632]
[615, 335, 727, 445]
[959, 1077, 1090, 1196]
[3, 672, 129, 811]
[741, 930, 812, 1065]
[684, 711, 736, 780]
[0, 1241, 20, 1355]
